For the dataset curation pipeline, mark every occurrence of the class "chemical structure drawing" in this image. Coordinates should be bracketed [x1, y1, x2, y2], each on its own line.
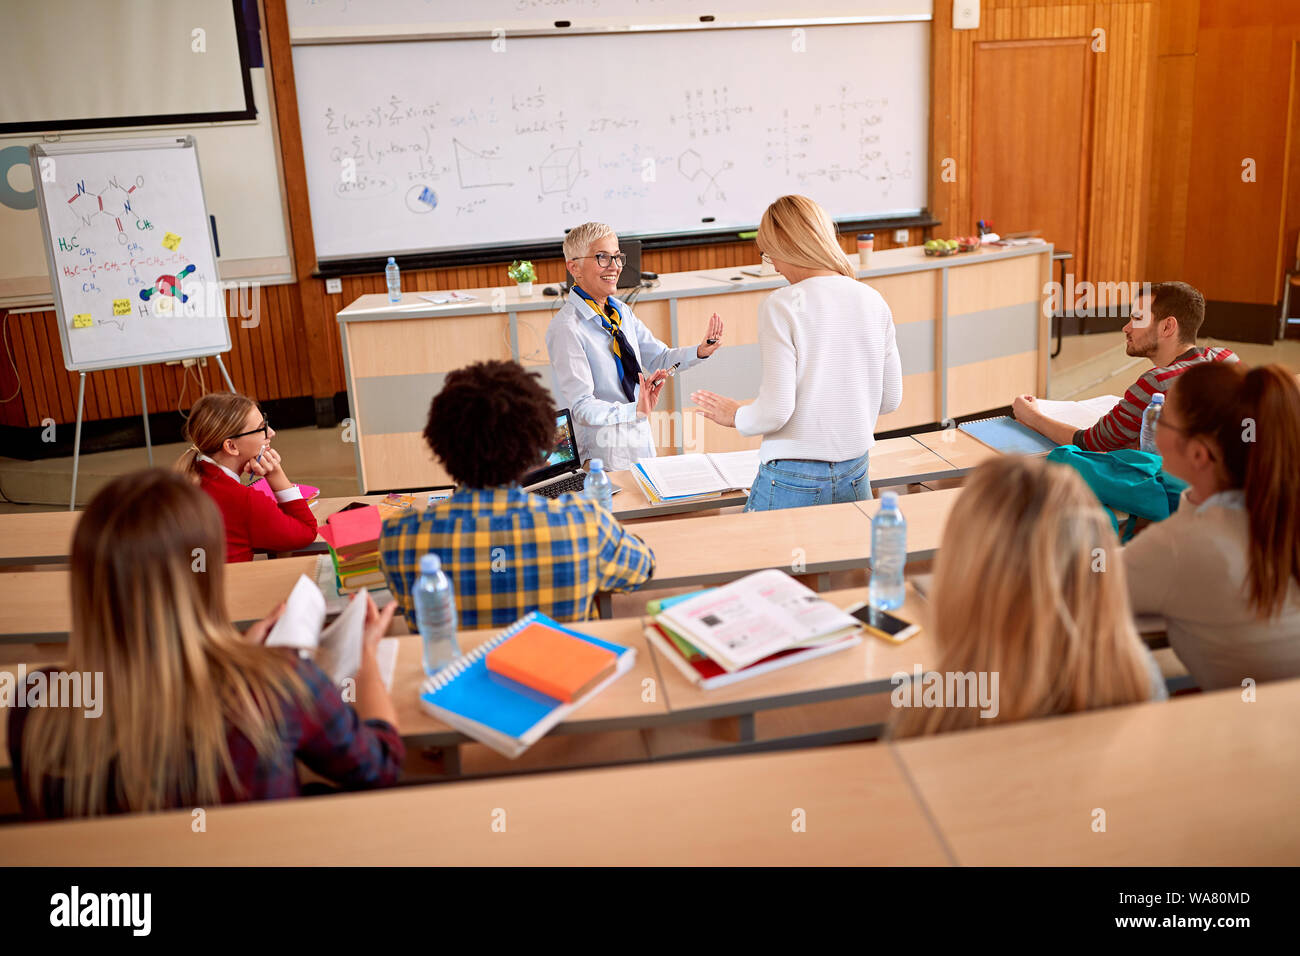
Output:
[677, 149, 733, 204]
[668, 87, 754, 140]
[812, 87, 889, 132]
[538, 146, 582, 194]
[62, 175, 150, 245]
[763, 110, 811, 176]
[139, 264, 196, 304]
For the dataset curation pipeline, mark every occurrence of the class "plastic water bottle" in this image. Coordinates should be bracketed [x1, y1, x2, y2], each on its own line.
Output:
[1140, 393, 1164, 454]
[585, 458, 614, 512]
[869, 491, 907, 611]
[414, 553, 459, 676]
[385, 256, 401, 304]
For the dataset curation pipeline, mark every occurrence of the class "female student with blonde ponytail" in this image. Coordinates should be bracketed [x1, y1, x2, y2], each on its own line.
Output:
[692, 194, 902, 510]
[176, 392, 317, 561]
[7, 470, 403, 819]
[891, 457, 1165, 739]
[1124, 363, 1300, 690]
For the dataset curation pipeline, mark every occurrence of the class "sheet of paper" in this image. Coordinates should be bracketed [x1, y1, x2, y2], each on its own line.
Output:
[635, 454, 727, 498]
[1033, 395, 1121, 431]
[707, 449, 762, 490]
[375, 637, 399, 692]
[418, 291, 477, 305]
[315, 591, 367, 685]
[264, 575, 326, 650]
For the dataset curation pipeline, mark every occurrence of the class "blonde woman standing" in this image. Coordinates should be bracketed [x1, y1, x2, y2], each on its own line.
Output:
[693, 195, 902, 510]
[891, 457, 1166, 739]
[175, 392, 317, 561]
[8, 470, 403, 819]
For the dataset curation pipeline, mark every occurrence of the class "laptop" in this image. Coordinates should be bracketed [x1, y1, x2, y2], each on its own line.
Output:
[520, 408, 590, 499]
[564, 237, 642, 291]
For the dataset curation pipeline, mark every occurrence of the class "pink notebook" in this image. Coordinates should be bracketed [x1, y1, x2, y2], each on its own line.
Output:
[250, 479, 320, 502]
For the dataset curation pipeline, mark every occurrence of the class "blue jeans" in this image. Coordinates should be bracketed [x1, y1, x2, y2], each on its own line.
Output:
[744, 451, 872, 512]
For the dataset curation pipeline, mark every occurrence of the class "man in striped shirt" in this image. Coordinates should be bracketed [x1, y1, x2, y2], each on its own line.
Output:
[1013, 281, 1238, 451]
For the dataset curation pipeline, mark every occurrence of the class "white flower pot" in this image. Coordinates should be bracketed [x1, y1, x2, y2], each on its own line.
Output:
[517, 281, 534, 296]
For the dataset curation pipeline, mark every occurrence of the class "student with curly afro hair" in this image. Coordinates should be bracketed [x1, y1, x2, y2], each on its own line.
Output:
[380, 360, 655, 630]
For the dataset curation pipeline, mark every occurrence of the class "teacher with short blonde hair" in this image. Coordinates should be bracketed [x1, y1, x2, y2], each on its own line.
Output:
[693, 195, 902, 511]
[547, 222, 724, 471]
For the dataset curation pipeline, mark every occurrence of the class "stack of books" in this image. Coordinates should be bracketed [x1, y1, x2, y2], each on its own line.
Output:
[632, 448, 762, 503]
[419, 611, 636, 758]
[644, 568, 863, 689]
[317, 505, 384, 593]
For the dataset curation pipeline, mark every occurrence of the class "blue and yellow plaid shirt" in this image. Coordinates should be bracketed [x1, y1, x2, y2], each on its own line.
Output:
[379, 486, 655, 631]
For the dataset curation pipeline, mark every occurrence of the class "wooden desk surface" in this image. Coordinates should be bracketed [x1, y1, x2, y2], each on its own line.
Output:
[632, 501, 873, 591]
[0, 741, 950, 865]
[0, 441, 966, 567]
[868, 436, 962, 487]
[649, 585, 937, 720]
[854, 487, 961, 561]
[389, 617, 669, 744]
[894, 678, 1300, 865]
[0, 556, 320, 641]
[912, 428, 999, 473]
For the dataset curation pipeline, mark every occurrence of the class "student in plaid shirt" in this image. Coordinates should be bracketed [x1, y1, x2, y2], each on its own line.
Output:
[1013, 281, 1237, 451]
[380, 360, 655, 631]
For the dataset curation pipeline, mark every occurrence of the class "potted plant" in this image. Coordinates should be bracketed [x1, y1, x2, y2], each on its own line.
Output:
[508, 260, 537, 296]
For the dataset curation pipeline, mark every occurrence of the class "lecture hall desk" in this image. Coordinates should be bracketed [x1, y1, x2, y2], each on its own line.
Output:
[0, 741, 949, 866]
[0, 436, 958, 568]
[2, 681, 1292, 865]
[337, 243, 1053, 491]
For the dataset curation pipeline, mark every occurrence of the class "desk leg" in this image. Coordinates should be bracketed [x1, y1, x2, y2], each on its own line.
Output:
[737, 713, 755, 743]
[596, 592, 612, 619]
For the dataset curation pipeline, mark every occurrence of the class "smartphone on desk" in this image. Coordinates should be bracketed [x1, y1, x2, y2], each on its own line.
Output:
[846, 603, 920, 644]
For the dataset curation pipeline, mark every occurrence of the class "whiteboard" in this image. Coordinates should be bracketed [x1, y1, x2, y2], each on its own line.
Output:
[0, 0, 251, 131]
[293, 22, 929, 261]
[31, 138, 232, 372]
[0, 67, 293, 308]
[288, 0, 933, 39]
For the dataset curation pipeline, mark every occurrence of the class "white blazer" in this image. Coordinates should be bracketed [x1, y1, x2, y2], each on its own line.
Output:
[545, 288, 703, 472]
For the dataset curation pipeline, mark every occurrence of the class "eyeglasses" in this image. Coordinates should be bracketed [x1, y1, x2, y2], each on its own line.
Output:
[572, 252, 627, 269]
[229, 416, 270, 440]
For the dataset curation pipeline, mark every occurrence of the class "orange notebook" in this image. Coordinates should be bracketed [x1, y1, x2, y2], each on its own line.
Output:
[485, 622, 618, 703]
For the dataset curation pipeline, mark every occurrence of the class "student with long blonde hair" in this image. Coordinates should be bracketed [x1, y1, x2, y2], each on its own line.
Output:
[891, 457, 1164, 738]
[1124, 363, 1300, 690]
[693, 195, 902, 510]
[175, 391, 317, 561]
[7, 470, 403, 819]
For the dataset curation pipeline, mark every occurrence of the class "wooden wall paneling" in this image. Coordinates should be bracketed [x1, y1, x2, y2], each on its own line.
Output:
[1182, 18, 1298, 304]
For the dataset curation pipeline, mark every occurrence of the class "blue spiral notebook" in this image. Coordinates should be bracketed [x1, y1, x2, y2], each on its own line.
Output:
[418, 611, 635, 758]
[959, 416, 1058, 456]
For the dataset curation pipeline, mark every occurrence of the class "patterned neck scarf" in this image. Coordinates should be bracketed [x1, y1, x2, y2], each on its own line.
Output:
[575, 285, 642, 402]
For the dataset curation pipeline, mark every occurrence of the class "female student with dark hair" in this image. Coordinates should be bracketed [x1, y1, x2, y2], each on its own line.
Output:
[7, 470, 403, 819]
[1124, 363, 1300, 690]
[175, 392, 318, 561]
[891, 457, 1164, 738]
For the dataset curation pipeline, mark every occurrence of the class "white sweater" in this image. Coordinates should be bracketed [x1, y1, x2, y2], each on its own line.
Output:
[734, 275, 903, 463]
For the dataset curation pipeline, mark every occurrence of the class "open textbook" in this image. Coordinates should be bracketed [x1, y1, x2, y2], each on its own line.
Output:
[265, 575, 397, 689]
[634, 449, 762, 501]
[656, 568, 861, 672]
[1032, 395, 1122, 431]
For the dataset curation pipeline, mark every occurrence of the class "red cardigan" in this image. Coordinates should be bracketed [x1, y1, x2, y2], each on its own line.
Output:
[197, 461, 319, 562]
